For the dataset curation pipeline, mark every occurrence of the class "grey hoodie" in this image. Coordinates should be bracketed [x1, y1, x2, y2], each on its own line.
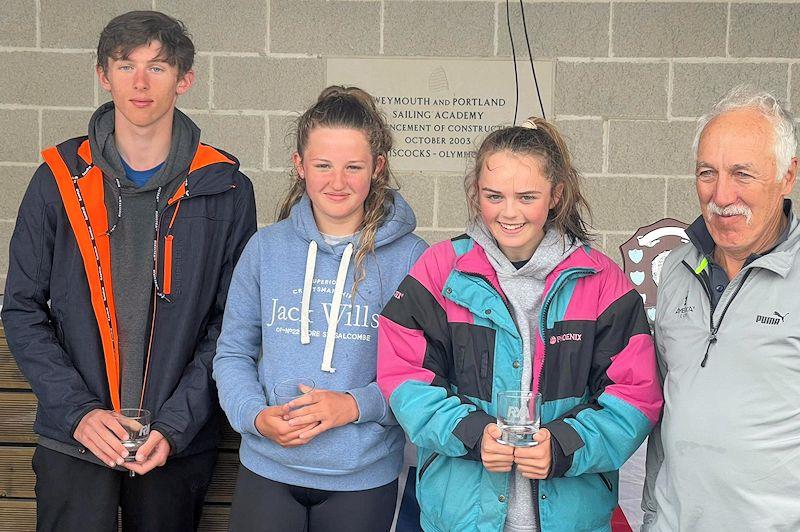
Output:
[467, 220, 580, 532]
[88, 102, 200, 409]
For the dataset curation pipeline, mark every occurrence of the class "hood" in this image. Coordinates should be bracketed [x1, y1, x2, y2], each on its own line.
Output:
[88, 101, 201, 195]
[289, 190, 417, 256]
[289, 190, 418, 373]
[466, 218, 580, 281]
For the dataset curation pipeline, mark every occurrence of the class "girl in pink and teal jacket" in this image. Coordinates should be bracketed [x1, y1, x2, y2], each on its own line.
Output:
[377, 118, 663, 532]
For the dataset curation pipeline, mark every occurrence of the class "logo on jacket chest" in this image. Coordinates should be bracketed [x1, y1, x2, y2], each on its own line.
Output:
[549, 332, 582, 345]
[266, 298, 379, 329]
[755, 311, 788, 326]
[674, 294, 695, 319]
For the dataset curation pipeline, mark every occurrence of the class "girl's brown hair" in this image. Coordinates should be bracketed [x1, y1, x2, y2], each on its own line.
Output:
[464, 116, 594, 243]
[278, 85, 396, 293]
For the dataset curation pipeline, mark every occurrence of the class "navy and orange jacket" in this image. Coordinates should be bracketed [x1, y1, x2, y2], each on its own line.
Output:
[2, 136, 256, 457]
[377, 235, 663, 532]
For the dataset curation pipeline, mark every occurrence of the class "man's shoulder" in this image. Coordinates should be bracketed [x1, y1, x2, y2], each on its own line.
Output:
[50, 135, 88, 155]
[39, 136, 89, 172]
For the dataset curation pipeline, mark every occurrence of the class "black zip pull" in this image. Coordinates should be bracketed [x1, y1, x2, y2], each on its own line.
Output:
[599, 472, 613, 492]
[701, 332, 717, 367]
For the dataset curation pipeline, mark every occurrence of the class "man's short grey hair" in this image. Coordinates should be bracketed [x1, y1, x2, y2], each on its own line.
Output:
[692, 85, 797, 181]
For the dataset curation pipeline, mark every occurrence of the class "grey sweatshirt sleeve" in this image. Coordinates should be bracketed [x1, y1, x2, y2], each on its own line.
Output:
[641, 422, 665, 530]
[347, 382, 395, 425]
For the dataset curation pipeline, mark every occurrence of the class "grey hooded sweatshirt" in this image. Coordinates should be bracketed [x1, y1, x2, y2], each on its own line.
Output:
[89, 102, 200, 410]
[467, 220, 580, 532]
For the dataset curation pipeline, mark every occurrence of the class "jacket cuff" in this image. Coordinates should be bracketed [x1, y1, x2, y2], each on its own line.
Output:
[452, 409, 495, 461]
[543, 418, 583, 478]
[150, 422, 178, 455]
[69, 402, 108, 440]
[345, 383, 387, 424]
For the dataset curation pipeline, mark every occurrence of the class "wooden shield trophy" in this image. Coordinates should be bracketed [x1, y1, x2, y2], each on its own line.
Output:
[619, 218, 690, 325]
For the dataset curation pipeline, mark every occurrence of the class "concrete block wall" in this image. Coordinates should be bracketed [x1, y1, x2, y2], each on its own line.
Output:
[2, 0, 800, 286]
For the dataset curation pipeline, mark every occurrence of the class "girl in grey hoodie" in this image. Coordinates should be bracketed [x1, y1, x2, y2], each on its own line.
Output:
[214, 86, 427, 532]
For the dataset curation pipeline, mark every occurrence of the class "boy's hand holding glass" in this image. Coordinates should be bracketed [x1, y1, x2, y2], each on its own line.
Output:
[73, 408, 130, 468]
[122, 429, 171, 476]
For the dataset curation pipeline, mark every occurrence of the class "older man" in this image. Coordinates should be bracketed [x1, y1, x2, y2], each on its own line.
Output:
[641, 86, 799, 530]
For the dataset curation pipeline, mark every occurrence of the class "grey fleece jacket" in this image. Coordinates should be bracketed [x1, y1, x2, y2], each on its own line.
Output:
[467, 220, 579, 532]
[642, 207, 800, 531]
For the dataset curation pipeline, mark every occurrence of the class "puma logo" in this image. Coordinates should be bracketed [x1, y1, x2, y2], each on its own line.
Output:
[756, 311, 788, 326]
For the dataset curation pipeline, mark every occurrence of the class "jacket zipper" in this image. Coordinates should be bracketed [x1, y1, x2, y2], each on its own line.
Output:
[681, 262, 753, 367]
[418, 451, 439, 480]
[162, 235, 174, 295]
[138, 185, 235, 409]
[531, 267, 593, 530]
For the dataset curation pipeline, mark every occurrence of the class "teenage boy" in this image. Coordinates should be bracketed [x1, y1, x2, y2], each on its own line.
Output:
[2, 11, 256, 531]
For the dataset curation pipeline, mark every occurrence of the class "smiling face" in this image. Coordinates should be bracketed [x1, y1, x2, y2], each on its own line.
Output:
[478, 150, 562, 261]
[97, 40, 193, 135]
[293, 127, 385, 236]
[695, 108, 796, 259]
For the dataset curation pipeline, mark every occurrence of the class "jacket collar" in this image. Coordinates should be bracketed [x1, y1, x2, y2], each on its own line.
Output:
[454, 237, 604, 292]
[76, 138, 238, 204]
[686, 198, 799, 278]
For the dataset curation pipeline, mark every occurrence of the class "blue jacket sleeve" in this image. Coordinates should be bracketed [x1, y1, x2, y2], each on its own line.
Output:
[2, 165, 106, 438]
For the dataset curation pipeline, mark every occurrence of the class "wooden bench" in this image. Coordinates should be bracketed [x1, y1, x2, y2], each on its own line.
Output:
[0, 326, 240, 531]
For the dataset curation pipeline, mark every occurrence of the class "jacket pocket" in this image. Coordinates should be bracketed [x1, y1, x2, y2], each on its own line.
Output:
[418, 451, 439, 481]
[51, 317, 65, 346]
[598, 472, 613, 492]
[450, 323, 495, 402]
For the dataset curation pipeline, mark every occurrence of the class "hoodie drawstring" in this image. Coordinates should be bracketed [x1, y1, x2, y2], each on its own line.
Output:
[299, 241, 354, 373]
[322, 243, 353, 373]
[300, 241, 318, 344]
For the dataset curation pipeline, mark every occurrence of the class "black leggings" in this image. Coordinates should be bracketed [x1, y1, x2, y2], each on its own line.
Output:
[228, 464, 398, 532]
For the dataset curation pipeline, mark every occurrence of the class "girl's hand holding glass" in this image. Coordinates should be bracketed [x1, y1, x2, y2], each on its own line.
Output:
[480, 423, 514, 472]
[512, 428, 553, 479]
[255, 406, 319, 447]
[284, 385, 359, 441]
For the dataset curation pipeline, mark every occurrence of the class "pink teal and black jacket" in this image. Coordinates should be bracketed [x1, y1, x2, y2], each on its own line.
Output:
[377, 234, 663, 532]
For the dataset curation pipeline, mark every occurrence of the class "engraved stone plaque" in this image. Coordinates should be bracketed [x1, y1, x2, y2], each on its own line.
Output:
[326, 58, 554, 173]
